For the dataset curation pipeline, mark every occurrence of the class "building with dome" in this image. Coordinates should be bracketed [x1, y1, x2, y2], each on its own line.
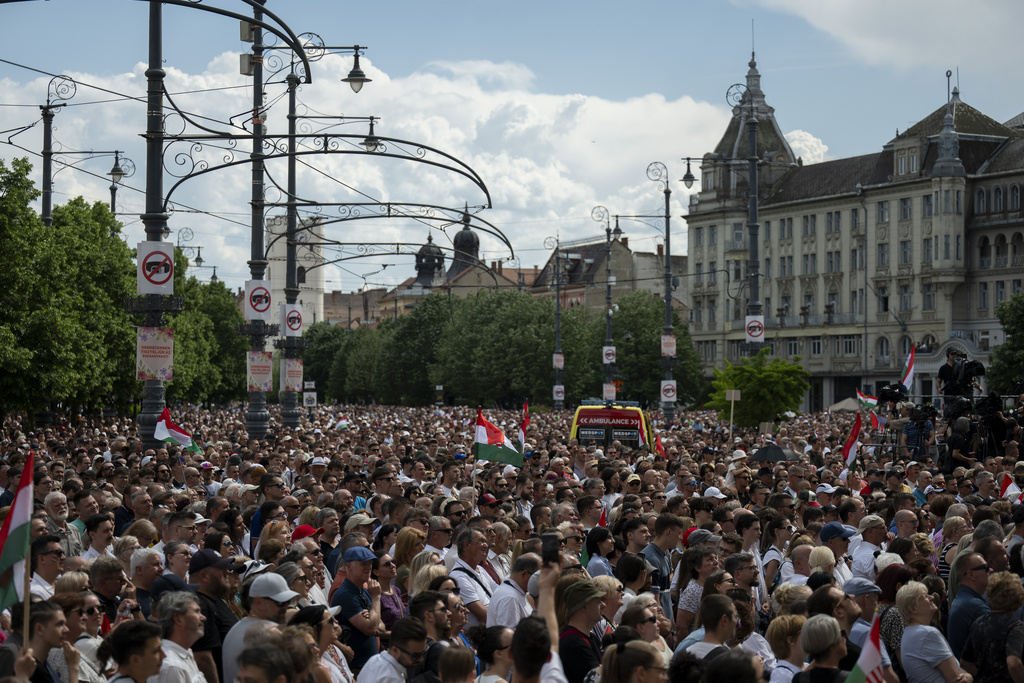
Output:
[686, 56, 1024, 410]
[379, 223, 518, 319]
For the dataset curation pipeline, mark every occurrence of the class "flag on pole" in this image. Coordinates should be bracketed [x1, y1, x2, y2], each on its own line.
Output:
[154, 409, 202, 454]
[846, 615, 884, 683]
[870, 411, 887, 430]
[598, 506, 607, 528]
[900, 345, 916, 391]
[827, 406, 832, 422]
[843, 413, 862, 467]
[1001, 473, 1022, 500]
[475, 409, 524, 467]
[0, 452, 34, 612]
[517, 401, 530, 455]
[655, 432, 666, 457]
[856, 389, 878, 408]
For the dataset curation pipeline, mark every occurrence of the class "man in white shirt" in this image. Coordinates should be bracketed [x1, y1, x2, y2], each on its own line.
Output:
[152, 591, 206, 683]
[851, 515, 887, 581]
[356, 617, 428, 683]
[487, 552, 540, 628]
[30, 534, 64, 599]
[450, 528, 498, 627]
[424, 516, 453, 559]
[820, 522, 855, 586]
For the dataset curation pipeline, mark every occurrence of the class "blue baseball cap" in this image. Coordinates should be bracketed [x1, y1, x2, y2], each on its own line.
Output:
[343, 546, 376, 563]
[820, 521, 856, 542]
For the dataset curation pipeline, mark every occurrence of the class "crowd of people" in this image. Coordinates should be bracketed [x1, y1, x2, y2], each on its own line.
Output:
[0, 400, 1022, 683]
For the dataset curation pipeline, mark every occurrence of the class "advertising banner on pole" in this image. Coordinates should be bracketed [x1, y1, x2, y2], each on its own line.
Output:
[247, 351, 273, 391]
[661, 334, 677, 357]
[281, 358, 303, 392]
[244, 280, 272, 321]
[137, 242, 174, 295]
[302, 393, 317, 407]
[552, 353, 564, 369]
[136, 327, 174, 380]
[603, 383, 616, 401]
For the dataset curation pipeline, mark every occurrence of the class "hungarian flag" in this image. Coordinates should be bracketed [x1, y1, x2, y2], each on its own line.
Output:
[154, 408, 202, 454]
[857, 389, 878, 409]
[1001, 473, 1022, 500]
[870, 411, 887, 430]
[846, 615, 884, 683]
[598, 506, 607, 527]
[843, 413, 862, 467]
[0, 453, 34, 612]
[475, 409, 523, 466]
[517, 401, 530, 455]
[900, 346, 916, 392]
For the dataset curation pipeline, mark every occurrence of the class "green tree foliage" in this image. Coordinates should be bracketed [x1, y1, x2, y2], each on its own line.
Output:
[706, 348, 810, 427]
[988, 293, 1024, 395]
[0, 159, 136, 413]
[432, 289, 554, 406]
[345, 325, 386, 401]
[377, 293, 458, 405]
[303, 322, 348, 402]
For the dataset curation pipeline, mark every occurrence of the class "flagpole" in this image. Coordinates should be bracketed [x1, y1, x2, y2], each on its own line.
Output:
[22, 562, 30, 638]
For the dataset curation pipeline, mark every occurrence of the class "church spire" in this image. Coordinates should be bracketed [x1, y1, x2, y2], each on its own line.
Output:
[933, 86, 965, 177]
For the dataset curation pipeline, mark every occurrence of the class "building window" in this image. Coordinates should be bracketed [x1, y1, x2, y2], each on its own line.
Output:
[695, 301, 703, 323]
[900, 197, 912, 221]
[1015, 280, 1023, 295]
[695, 263, 703, 283]
[910, 153, 918, 173]
[709, 225, 717, 244]
[878, 286, 889, 313]
[956, 190, 962, 213]
[785, 218, 793, 238]
[802, 216, 809, 236]
[997, 280, 1006, 303]
[297, 266, 307, 284]
[702, 171, 713, 191]
[877, 243, 889, 267]
[898, 155, 906, 175]
[956, 235, 962, 260]
[899, 284, 911, 311]
[694, 227, 703, 246]
[810, 215, 816, 234]
[1012, 185, 1021, 211]
[803, 255, 809, 275]
[850, 249, 858, 271]
[833, 211, 841, 232]
[826, 252, 833, 273]
[878, 201, 890, 223]
[764, 220, 771, 241]
[804, 293, 815, 312]
[733, 223, 744, 244]
[826, 212, 833, 234]
[900, 240, 912, 265]
[786, 256, 793, 276]
[944, 234, 951, 260]
[851, 208, 859, 232]
[976, 188, 988, 214]
[923, 194, 933, 217]
[979, 282, 988, 309]
[944, 190, 951, 213]
[810, 337, 822, 356]
[733, 260, 742, 281]
[994, 187, 1004, 213]
[708, 299, 716, 323]
[923, 283, 935, 310]
[764, 258, 771, 279]
[877, 337, 891, 365]
[811, 254, 817, 274]
[851, 289, 858, 315]
[842, 335, 859, 355]
[709, 262, 717, 283]
[923, 238, 932, 263]
[787, 338, 799, 356]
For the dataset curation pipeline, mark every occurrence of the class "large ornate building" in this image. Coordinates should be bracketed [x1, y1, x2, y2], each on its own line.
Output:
[686, 57, 1023, 410]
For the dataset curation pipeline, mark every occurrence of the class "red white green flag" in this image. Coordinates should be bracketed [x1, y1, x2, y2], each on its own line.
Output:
[870, 411, 887, 430]
[846, 615, 884, 683]
[154, 408, 202, 454]
[517, 401, 530, 455]
[475, 408, 523, 466]
[843, 412, 862, 467]
[856, 389, 878, 408]
[900, 345, 916, 391]
[0, 453, 34, 612]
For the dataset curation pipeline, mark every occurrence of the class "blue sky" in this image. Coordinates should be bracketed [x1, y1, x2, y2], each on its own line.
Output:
[1, 0, 1022, 292]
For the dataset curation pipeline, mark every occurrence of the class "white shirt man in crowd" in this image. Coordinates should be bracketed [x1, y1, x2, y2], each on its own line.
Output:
[851, 515, 887, 581]
[487, 552, 540, 629]
[152, 591, 207, 683]
[450, 528, 498, 627]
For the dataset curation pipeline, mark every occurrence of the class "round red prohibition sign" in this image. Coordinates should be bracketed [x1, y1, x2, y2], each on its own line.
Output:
[250, 287, 271, 313]
[142, 251, 173, 285]
[286, 311, 303, 331]
[662, 383, 677, 399]
[746, 319, 764, 339]
[603, 348, 616, 362]
[554, 387, 565, 399]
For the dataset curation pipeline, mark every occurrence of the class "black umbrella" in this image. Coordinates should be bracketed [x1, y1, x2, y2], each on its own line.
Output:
[748, 444, 799, 463]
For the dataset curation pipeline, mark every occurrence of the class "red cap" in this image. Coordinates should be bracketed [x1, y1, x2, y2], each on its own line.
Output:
[479, 493, 499, 506]
[681, 526, 699, 548]
[292, 524, 324, 542]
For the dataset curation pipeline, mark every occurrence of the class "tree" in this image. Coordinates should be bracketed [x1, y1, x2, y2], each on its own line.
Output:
[0, 159, 137, 414]
[302, 322, 348, 403]
[706, 348, 810, 427]
[193, 278, 247, 404]
[345, 325, 385, 401]
[989, 293, 1024, 395]
[377, 293, 458, 405]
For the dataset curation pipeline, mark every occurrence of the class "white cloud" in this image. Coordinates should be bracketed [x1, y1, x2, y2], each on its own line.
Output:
[0, 53, 736, 292]
[786, 129, 828, 164]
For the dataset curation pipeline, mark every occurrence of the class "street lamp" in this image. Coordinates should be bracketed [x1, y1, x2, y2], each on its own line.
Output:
[592, 205, 618, 402]
[341, 47, 371, 93]
[647, 161, 677, 426]
[544, 236, 566, 410]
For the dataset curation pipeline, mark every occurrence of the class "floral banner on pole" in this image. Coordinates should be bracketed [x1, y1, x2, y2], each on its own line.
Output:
[247, 351, 273, 392]
[136, 327, 174, 380]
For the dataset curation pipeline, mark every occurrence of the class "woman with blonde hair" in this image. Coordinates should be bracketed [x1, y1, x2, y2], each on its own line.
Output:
[54, 571, 91, 595]
[796, 614, 846, 682]
[938, 517, 969, 579]
[598, 640, 663, 683]
[409, 563, 448, 598]
[630, 593, 673, 657]
[897, 581, 969, 683]
[122, 520, 157, 548]
[258, 519, 292, 552]
[297, 505, 320, 529]
[393, 529, 428, 595]
[808, 546, 835, 577]
[114, 536, 141, 568]
[772, 583, 812, 616]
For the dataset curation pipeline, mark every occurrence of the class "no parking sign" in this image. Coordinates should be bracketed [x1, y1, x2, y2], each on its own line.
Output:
[282, 303, 302, 336]
[244, 280, 272, 321]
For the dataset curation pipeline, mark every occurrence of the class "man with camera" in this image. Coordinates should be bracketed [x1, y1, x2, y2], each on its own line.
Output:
[900, 404, 935, 460]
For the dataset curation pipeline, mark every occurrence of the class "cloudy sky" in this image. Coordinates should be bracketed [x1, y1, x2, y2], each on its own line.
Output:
[1, 0, 1022, 294]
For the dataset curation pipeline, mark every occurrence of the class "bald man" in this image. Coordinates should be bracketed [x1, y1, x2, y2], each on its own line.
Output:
[789, 545, 813, 586]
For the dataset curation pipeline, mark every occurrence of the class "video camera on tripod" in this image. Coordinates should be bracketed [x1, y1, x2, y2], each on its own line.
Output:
[947, 351, 985, 395]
